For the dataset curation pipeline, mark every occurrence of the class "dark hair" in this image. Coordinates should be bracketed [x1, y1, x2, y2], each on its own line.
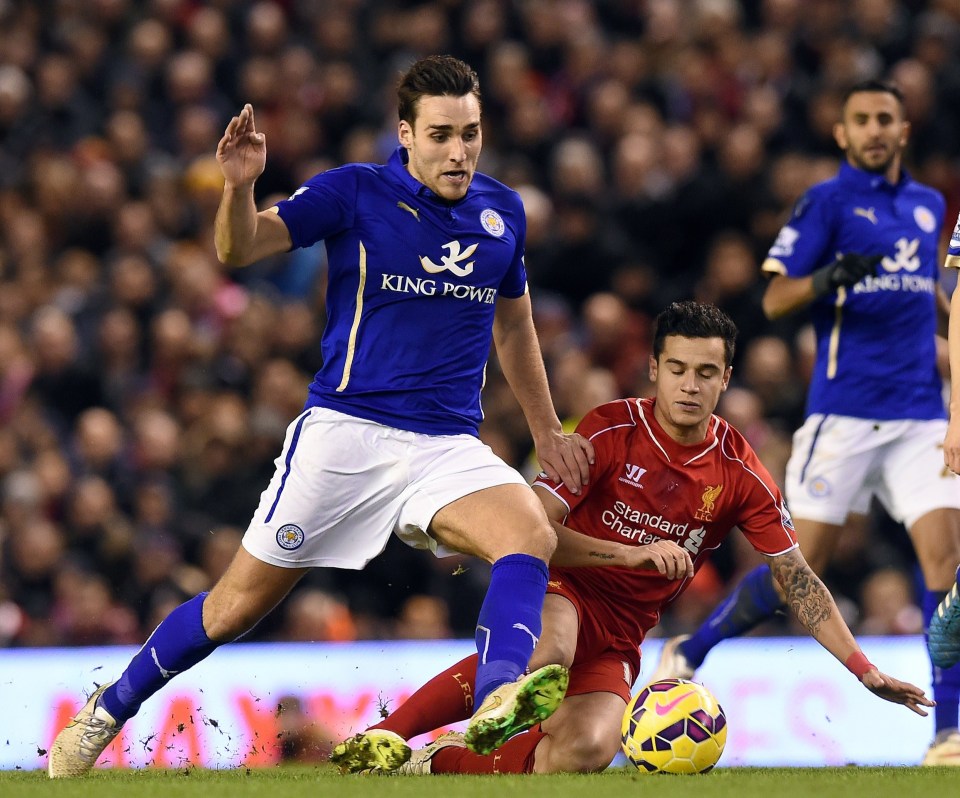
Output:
[397, 55, 481, 125]
[652, 301, 738, 366]
[842, 79, 905, 110]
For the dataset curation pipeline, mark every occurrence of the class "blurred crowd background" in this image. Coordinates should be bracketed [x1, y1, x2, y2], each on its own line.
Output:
[0, 0, 955, 652]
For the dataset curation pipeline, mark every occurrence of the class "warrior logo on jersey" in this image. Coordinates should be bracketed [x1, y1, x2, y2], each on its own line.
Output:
[480, 209, 505, 237]
[276, 523, 305, 550]
[420, 240, 478, 277]
[695, 484, 723, 521]
[619, 464, 647, 487]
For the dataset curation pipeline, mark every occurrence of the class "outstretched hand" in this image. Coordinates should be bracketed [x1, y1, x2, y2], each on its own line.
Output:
[216, 103, 267, 188]
[861, 669, 934, 716]
[535, 430, 595, 495]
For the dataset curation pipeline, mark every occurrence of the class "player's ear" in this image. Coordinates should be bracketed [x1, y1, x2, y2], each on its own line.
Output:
[398, 119, 413, 149]
[721, 366, 732, 391]
[899, 119, 911, 149]
[648, 354, 658, 382]
[833, 121, 848, 151]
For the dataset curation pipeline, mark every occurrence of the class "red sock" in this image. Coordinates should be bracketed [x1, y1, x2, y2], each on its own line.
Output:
[432, 728, 546, 774]
[370, 654, 478, 739]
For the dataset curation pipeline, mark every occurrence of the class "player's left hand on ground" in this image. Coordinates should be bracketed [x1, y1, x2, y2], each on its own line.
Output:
[627, 539, 694, 580]
[860, 669, 935, 716]
[535, 430, 595, 495]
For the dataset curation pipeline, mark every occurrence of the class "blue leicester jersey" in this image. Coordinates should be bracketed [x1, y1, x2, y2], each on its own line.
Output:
[274, 147, 528, 436]
[761, 162, 945, 421]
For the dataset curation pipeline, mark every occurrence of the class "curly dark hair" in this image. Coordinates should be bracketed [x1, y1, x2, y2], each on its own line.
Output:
[652, 301, 738, 366]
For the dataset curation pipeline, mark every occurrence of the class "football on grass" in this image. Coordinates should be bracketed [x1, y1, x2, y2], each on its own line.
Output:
[621, 678, 727, 774]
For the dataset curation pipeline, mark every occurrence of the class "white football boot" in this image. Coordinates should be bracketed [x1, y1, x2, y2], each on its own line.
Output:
[48, 683, 122, 778]
[397, 732, 467, 775]
[648, 635, 696, 682]
[464, 663, 568, 755]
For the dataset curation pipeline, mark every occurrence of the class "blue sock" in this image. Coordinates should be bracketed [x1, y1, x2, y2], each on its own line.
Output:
[923, 588, 960, 734]
[680, 565, 784, 668]
[99, 593, 221, 723]
[473, 553, 548, 708]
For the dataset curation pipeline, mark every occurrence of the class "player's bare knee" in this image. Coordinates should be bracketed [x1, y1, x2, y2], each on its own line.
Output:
[551, 727, 619, 773]
[534, 520, 558, 560]
[491, 518, 555, 563]
[519, 520, 557, 562]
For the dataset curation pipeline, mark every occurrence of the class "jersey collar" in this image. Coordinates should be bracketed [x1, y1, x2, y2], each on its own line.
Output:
[387, 146, 472, 204]
[637, 398, 720, 466]
[837, 160, 912, 193]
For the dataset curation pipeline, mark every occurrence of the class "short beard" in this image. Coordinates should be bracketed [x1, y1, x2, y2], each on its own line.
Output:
[848, 147, 897, 175]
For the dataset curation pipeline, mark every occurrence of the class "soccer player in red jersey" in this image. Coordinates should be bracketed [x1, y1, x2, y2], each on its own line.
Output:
[332, 301, 932, 775]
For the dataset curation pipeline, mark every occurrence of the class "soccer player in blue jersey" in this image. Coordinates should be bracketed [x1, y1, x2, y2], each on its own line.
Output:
[650, 79, 960, 766]
[48, 55, 593, 777]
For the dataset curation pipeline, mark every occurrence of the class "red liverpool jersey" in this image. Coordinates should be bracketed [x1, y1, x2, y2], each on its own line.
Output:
[534, 397, 797, 647]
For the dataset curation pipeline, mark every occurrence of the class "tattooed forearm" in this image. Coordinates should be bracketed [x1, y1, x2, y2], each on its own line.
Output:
[769, 550, 832, 636]
[588, 551, 616, 560]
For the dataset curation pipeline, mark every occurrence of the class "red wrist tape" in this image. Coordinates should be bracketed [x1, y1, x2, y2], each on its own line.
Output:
[845, 651, 875, 679]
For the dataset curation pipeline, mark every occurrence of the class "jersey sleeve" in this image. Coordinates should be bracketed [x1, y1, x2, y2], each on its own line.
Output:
[273, 166, 358, 250]
[728, 437, 798, 556]
[497, 194, 528, 299]
[761, 187, 835, 279]
[947, 211, 960, 270]
[532, 401, 625, 513]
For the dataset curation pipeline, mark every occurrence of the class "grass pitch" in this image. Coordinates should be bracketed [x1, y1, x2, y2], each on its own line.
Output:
[2, 765, 955, 798]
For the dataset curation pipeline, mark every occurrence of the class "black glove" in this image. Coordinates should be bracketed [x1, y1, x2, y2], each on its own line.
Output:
[811, 253, 882, 297]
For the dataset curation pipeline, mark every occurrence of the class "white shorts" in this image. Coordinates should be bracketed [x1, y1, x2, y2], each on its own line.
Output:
[785, 415, 960, 528]
[241, 407, 528, 569]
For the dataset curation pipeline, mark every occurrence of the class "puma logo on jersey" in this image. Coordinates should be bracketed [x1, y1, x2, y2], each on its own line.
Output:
[397, 201, 419, 221]
[421, 241, 478, 277]
[853, 206, 878, 224]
